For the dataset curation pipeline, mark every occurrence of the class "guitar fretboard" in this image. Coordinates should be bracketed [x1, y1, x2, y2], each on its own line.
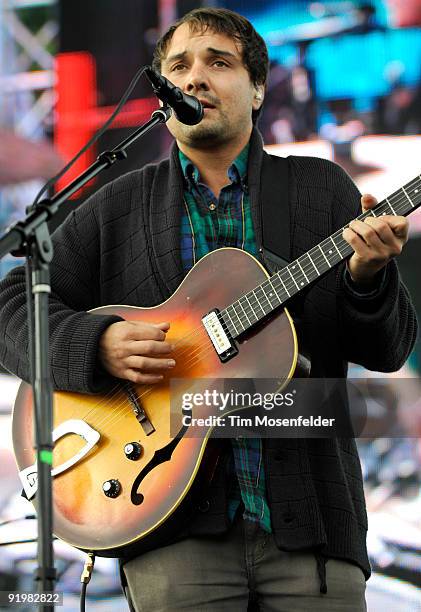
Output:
[220, 174, 421, 339]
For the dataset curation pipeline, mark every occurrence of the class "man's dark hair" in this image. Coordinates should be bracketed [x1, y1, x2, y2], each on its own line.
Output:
[152, 8, 269, 123]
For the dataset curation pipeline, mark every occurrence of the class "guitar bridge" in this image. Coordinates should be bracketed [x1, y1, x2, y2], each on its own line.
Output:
[202, 308, 238, 363]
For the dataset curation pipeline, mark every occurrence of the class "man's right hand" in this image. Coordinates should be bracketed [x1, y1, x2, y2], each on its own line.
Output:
[98, 320, 175, 384]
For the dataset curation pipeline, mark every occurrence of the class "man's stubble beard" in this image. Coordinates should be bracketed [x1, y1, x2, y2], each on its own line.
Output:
[173, 108, 246, 149]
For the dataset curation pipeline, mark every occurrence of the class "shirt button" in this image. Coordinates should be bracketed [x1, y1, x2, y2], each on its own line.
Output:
[209, 202, 216, 211]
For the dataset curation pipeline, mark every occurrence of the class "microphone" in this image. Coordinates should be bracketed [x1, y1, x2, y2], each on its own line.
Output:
[145, 66, 204, 125]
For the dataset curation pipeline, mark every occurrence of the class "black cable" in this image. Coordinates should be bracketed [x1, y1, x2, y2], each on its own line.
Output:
[80, 552, 95, 612]
[31, 65, 149, 209]
[80, 581, 87, 612]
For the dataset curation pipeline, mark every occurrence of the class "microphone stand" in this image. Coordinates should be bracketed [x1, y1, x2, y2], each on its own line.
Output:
[0, 105, 172, 612]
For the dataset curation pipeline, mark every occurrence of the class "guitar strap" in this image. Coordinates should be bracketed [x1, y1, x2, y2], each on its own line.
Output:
[259, 153, 291, 271]
[259, 153, 312, 374]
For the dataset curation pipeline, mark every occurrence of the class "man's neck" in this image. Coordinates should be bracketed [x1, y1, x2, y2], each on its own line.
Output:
[177, 131, 251, 199]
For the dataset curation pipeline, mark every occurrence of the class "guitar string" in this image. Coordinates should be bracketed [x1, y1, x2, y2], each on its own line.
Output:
[89, 191, 415, 432]
[74, 191, 415, 431]
[97, 185, 418, 400]
[64, 190, 416, 431]
[91, 337, 212, 432]
[121, 190, 415, 364]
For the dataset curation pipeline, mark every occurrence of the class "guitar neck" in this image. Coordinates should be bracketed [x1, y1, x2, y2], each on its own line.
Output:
[221, 174, 421, 339]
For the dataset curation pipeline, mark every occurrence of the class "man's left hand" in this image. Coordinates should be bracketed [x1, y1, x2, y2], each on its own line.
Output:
[342, 193, 409, 285]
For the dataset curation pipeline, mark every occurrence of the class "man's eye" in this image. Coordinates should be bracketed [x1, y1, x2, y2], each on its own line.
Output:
[213, 61, 228, 67]
[172, 64, 186, 71]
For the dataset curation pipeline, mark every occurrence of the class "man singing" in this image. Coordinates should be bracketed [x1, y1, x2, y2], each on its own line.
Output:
[0, 8, 417, 611]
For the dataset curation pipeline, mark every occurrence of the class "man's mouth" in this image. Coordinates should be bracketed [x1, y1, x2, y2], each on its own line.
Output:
[198, 100, 216, 110]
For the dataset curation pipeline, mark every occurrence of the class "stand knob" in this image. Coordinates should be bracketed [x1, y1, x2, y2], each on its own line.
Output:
[102, 479, 121, 498]
[124, 442, 143, 460]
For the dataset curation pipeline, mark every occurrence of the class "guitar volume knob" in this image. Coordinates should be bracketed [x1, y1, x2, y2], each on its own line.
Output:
[124, 442, 143, 460]
[102, 479, 121, 498]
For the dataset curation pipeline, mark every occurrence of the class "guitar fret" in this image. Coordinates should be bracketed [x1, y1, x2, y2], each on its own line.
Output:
[275, 272, 290, 297]
[267, 278, 282, 304]
[251, 290, 266, 316]
[284, 266, 300, 290]
[262, 288, 276, 309]
[234, 304, 248, 325]
[307, 252, 320, 275]
[243, 295, 259, 322]
[402, 186, 414, 208]
[254, 286, 271, 313]
[385, 197, 396, 214]
[227, 305, 244, 332]
[234, 304, 247, 329]
[318, 244, 331, 267]
[262, 280, 281, 308]
[338, 237, 352, 256]
[330, 236, 341, 257]
[237, 299, 252, 326]
[297, 259, 309, 284]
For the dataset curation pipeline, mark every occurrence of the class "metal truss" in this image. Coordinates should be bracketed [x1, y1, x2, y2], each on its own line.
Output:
[0, 0, 58, 137]
[0, 0, 58, 277]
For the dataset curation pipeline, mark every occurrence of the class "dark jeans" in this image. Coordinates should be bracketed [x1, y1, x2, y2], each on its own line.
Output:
[123, 519, 367, 612]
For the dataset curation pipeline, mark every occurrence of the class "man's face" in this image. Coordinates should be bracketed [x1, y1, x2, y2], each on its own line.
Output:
[160, 22, 263, 149]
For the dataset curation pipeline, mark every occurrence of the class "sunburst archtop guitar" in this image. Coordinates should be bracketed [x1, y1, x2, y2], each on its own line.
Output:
[12, 173, 421, 557]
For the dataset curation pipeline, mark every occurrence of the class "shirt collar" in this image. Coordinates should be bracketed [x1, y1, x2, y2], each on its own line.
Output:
[178, 142, 250, 191]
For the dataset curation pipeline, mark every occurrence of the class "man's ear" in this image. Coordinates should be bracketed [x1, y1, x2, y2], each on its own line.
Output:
[252, 85, 265, 109]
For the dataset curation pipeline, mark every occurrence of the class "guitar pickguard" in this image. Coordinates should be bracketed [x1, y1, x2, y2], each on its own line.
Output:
[19, 419, 100, 500]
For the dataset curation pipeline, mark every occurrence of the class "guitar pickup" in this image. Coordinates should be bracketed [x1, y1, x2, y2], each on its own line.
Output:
[202, 309, 238, 363]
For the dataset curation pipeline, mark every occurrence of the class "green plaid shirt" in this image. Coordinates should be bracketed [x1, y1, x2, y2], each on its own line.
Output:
[179, 145, 272, 532]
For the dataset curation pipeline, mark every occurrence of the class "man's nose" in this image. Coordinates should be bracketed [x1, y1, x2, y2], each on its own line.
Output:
[184, 65, 210, 93]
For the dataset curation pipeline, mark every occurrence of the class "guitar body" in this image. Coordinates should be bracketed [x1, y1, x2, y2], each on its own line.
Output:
[12, 248, 299, 556]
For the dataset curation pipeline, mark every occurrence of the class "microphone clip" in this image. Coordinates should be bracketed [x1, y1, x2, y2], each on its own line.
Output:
[144, 65, 203, 126]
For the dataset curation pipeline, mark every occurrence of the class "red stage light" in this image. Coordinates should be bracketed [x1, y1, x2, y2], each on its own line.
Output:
[54, 51, 158, 197]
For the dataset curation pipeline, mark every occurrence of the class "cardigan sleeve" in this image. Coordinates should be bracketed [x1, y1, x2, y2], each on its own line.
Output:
[0, 189, 123, 394]
[328, 161, 418, 372]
